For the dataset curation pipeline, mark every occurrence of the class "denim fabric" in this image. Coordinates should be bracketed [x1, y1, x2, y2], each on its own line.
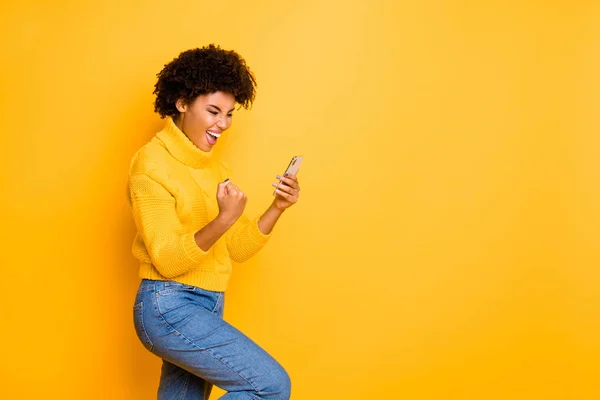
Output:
[133, 279, 291, 400]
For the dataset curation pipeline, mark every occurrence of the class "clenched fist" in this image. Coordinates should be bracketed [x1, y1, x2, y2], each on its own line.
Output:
[216, 179, 247, 225]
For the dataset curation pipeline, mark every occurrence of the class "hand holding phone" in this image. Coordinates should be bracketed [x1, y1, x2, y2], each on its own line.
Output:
[273, 156, 303, 195]
[272, 156, 303, 210]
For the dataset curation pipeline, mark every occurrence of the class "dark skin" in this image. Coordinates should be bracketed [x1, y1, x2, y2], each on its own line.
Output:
[154, 43, 298, 255]
[193, 174, 300, 252]
[173, 91, 301, 252]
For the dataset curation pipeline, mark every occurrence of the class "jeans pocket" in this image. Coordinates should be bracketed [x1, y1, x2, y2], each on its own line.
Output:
[133, 302, 154, 352]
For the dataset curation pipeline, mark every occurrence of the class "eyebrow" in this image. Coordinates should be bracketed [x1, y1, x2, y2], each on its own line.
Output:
[208, 104, 235, 113]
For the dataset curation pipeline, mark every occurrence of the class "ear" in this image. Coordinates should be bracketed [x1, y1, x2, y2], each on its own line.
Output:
[176, 98, 187, 113]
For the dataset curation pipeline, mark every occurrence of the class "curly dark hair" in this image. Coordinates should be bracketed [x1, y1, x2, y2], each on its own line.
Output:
[153, 44, 257, 118]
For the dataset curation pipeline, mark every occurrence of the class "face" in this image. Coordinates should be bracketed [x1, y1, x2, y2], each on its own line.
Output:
[174, 91, 236, 152]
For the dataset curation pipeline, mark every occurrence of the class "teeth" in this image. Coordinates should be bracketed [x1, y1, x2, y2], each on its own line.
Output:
[207, 131, 221, 138]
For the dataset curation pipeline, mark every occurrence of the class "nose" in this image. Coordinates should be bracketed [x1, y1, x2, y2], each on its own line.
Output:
[216, 114, 228, 129]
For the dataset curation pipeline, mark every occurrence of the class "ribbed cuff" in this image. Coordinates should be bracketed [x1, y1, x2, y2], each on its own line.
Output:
[182, 231, 209, 261]
[247, 216, 272, 245]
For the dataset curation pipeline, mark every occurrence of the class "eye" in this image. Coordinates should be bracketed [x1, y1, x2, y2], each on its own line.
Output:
[208, 110, 218, 115]
[227, 114, 233, 118]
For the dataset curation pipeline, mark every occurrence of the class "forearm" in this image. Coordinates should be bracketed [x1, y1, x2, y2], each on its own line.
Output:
[257, 203, 285, 235]
[194, 214, 235, 251]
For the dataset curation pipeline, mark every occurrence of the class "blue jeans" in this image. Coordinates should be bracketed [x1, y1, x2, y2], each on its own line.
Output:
[133, 279, 291, 399]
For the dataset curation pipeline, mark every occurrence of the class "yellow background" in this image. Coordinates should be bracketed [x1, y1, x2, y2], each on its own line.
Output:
[1, 0, 599, 399]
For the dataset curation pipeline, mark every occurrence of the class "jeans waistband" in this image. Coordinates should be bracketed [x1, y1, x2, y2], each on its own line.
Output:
[139, 278, 162, 292]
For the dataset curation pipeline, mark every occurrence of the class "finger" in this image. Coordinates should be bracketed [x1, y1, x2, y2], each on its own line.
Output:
[272, 182, 297, 195]
[226, 183, 240, 195]
[238, 193, 248, 207]
[217, 179, 230, 197]
[274, 188, 297, 202]
[276, 175, 299, 189]
[280, 173, 298, 182]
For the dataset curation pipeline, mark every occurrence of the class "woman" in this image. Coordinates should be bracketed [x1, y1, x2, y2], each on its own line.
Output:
[127, 44, 299, 400]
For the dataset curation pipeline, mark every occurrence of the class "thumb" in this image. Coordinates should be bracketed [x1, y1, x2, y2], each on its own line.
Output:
[217, 179, 230, 197]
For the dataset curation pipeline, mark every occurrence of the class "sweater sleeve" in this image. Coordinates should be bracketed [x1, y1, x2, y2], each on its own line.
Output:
[128, 173, 209, 278]
[225, 213, 272, 263]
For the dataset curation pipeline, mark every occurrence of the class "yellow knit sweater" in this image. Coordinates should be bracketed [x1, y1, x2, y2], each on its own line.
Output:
[126, 117, 271, 291]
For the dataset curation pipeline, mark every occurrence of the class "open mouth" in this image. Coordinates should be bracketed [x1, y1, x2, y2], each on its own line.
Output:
[206, 130, 221, 146]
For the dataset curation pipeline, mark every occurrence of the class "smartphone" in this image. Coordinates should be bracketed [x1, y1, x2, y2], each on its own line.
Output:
[274, 156, 304, 195]
[283, 155, 304, 176]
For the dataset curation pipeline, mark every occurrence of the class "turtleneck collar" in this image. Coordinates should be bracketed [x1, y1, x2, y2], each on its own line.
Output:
[156, 116, 214, 168]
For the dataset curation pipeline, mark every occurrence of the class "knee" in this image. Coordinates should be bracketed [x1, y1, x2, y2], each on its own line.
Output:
[277, 369, 292, 399]
[258, 363, 291, 400]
